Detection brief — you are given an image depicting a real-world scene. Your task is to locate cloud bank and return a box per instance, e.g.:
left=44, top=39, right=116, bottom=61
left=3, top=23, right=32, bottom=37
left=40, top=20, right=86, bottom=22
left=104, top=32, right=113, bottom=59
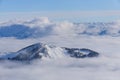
left=0, top=17, right=120, bottom=39
left=0, top=35, right=120, bottom=80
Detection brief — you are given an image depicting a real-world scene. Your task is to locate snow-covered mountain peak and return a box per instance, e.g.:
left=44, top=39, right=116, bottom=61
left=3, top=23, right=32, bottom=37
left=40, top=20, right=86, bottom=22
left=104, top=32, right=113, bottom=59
left=0, top=43, right=99, bottom=61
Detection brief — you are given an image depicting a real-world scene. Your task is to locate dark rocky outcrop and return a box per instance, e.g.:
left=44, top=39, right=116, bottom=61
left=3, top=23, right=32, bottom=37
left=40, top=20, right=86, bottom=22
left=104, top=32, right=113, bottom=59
left=0, top=43, right=46, bottom=61
left=64, top=48, right=99, bottom=58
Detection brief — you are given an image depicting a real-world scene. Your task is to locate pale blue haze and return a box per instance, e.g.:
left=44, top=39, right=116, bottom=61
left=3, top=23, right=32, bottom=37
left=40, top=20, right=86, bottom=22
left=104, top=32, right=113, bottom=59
left=0, top=0, right=120, bottom=22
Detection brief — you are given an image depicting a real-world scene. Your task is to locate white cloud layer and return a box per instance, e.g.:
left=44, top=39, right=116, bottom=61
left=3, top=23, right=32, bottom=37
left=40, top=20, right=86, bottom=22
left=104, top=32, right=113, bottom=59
left=1, top=17, right=120, bottom=38
left=0, top=17, right=120, bottom=80
left=0, top=36, right=120, bottom=80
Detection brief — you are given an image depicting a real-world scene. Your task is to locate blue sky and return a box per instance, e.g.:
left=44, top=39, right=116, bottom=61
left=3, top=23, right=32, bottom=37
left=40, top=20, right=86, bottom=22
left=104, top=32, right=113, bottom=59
left=0, top=0, right=120, bottom=11
left=1, top=0, right=120, bottom=22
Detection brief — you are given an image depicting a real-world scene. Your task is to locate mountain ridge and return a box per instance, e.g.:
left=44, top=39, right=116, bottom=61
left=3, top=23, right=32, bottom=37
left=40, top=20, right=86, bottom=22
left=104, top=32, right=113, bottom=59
left=0, top=43, right=99, bottom=61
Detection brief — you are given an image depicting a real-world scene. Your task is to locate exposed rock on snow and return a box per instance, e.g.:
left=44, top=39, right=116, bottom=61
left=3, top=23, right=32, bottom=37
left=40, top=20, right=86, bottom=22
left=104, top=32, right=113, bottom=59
left=0, top=43, right=99, bottom=61
left=64, top=48, right=99, bottom=58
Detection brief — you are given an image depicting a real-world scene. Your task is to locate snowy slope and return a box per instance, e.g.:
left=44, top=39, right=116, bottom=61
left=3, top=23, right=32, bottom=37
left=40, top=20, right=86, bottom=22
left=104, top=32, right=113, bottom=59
left=0, top=43, right=99, bottom=60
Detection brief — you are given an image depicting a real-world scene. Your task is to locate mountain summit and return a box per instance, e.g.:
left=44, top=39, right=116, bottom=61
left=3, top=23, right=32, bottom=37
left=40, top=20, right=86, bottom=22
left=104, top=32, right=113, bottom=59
left=0, top=43, right=99, bottom=61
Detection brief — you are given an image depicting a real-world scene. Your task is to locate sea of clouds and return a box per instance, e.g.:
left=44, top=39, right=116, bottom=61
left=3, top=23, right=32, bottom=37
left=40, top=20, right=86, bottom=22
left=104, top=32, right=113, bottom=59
left=0, top=36, right=120, bottom=80
left=1, top=17, right=120, bottom=39
left=0, top=17, right=120, bottom=80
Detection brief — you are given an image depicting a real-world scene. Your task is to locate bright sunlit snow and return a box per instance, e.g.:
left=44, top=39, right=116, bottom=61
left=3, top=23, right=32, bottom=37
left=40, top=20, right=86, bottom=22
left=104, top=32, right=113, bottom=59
left=0, top=18, right=120, bottom=80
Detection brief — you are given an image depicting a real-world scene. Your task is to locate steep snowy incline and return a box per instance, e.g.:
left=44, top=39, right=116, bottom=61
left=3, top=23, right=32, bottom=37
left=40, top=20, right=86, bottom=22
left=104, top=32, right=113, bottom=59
left=0, top=43, right=99, bottom=61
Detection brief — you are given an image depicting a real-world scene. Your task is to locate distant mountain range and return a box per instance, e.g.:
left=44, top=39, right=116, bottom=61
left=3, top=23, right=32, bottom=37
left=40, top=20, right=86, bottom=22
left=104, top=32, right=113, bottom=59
left=0, top=18, right=120, bottom=39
